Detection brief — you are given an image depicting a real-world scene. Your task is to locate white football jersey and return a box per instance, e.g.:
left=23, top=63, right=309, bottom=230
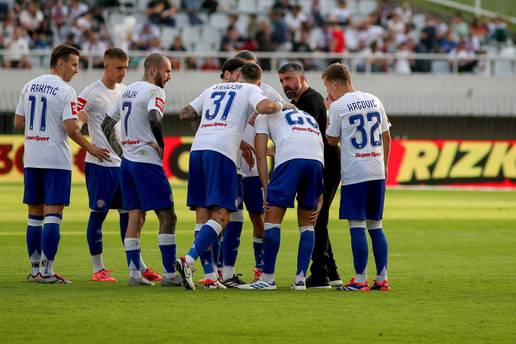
left=108, top=81, right=166, bottom=166
left=255, top=108, right=324, bottom=168
left=190, top=82, right=268, bottom=165
left=78, top=80, right=125, bottom=167
left=240, top=82, right=285, bottom=177
left=15, top=74, right=78, bottom=170
left=326, top=91, right=391, bottom=186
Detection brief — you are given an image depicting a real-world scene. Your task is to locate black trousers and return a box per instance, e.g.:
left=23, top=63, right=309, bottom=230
left=310, top=152, right=341, bottom=278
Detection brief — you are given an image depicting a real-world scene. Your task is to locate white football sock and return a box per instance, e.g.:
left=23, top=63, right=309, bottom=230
left=91, top=254, right=105, bottom=273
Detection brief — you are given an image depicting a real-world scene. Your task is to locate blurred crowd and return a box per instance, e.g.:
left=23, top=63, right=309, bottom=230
left=0, top=0, right=513, bottom=73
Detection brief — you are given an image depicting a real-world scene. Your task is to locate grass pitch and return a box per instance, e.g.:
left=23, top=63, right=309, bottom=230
left=1, top=183, right=515, bottom=343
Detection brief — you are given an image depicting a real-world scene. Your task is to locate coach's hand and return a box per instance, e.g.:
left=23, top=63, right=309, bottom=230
left=88, top=144, right=110, bottom=162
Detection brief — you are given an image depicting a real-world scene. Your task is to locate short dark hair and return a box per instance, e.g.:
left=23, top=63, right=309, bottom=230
left=240, top=63, right=262, bottom=83
left=104, top=47, right=128, bottom=61
left=50, top=45, right=80, bottom=68
left=144, top=53, right=165, bottom=75
left=220, top=58, right=245, bottom=79
left=234, top=50, right=257, bottom=62
left=321, top=63, right=352, bottom=84
left=278, top=61, right=304, bottom=74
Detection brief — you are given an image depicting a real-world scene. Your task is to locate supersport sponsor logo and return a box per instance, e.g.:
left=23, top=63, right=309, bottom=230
left=292, top=126, right=320, bottom=135
left=25, top=135, right=50, bottom=141
left=122, top=139, right=140, bottom=145
left=355, top=152, right=382, bottom=158
left=201, top=122, right=227, bottom=128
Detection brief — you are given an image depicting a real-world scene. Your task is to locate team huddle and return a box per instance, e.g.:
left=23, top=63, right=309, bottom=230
left=15, top=45, right=391, bottom=292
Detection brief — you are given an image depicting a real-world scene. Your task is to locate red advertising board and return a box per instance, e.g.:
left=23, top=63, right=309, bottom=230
left=0, top=136, right=514, bottom=188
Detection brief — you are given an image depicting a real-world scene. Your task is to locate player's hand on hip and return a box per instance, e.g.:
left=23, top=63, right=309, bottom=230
left=149, top=143, right=164, bottom=159
left=89, top=144, right=110, bottom=161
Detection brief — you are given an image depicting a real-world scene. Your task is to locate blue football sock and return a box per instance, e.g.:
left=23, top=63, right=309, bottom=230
left=86, top=211, right=108, bottom=256
left=27, top=215, right=43, bottom=275
left=253, top=237, right=264, bottom=270
left=193, top=229, right=215, bottom=276
left=350, top=227, right=368, bottom=278
left=124, top=237, right=141, bottom=278
left=119, top=211, right=129, bottom=244
left=262, top=223, right=281, bottom=274
left=222, top=221, right=243, bottom=268
left=190, top=220, right=222, bottom=260
left=368, top=229, right=388, bottom=278
left=40, top=213, right=62, bottom=276
left=297, top=226, right=315, bottom=277
left=213, top=236, right=222, bottom=269
left=158, top=234, right=176, bottom=275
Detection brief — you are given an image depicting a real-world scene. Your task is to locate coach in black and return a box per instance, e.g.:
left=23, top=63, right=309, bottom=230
left=278, top=62, right=342, bottom=288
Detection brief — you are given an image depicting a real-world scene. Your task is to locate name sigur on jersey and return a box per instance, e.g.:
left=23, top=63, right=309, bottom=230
left=29, top=84, right=59, bottom=95
left=346, top=99, right=377, bottom=112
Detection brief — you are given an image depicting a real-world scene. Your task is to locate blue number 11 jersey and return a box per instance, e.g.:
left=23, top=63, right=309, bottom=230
left=189, top=82, right=267, bottom=165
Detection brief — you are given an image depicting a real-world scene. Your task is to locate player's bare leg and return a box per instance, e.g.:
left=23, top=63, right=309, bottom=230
left=26, top=204, right=44, bottom=282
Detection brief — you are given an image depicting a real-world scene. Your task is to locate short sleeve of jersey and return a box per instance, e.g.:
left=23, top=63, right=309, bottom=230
left=326, top=104, right=341, bottom=138
left=254, top=115, right=269, bottom=135
left=15, top=83, right=28, bottom=116
left=147, top=87, right=166, bottom=117
left=261, top=84, right=284, bottom=103
left=190, top=88, right=207, bottom=115
left=62, top=88, right=78, bottom=121
left=77, top=87, right=91, bottom=112
left=248, top=85, right=268, bottom=112
left=378, top=100, right=391, bottom=132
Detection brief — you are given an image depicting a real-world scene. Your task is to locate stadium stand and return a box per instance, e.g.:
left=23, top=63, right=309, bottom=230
left=0, top=0, right=514, bottom=75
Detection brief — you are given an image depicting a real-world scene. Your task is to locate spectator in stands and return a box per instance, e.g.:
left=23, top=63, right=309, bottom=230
left=437, top=30, right=457, bottom=53
left=328, top=20, right=345, bottom=63
left=285, top=4, right=307, bottom=42
left=247, top=14, right=260, bottom=39
left=0, top=10, right=16, bottom=50
left=330, top=0, right=351, bottom=26
left=82, top=31, right=108, bottom=68
left=412, top=31, right=431, bottom=72
left=168, top=36, right=186, bottom=70
left=271, top=9, right=292, bottom=51
left=201, top=0, right=219, bottom=14
left=273, top=0, right=293, bottom=12
left=394, top=40, right=412, bottom=74
left=309, top=0, right=325, bottom=28
left=449, top=39, right=477, bottom=73
left=131, top=21, right=160, bottom=51
left=421, top=17, right=437, bottom=52
left=255, top=20, right=275, bottom=70
left=200, top=56, right=220, bottom=70
left=452, top=13, right=469, bottom=39
left=51, top=0, right=68, bottom=30
left=146, top=0, right=176, bottom=26
left=68, top=0, right=89, bottom=23
left=19, top=1, right=43, bottom=34
left=3, top=27, right=32, bottom=68
left=470, top=17, right=488, bottom=49
left=33, top=16, right=53, bottom=49
left=489, top=17, right=508, bottom=44
left=395, top=2, right=412, bottom=24
left=220, top=24, right=244, bottom=54
left=229, top=13, right=247, bottom=37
